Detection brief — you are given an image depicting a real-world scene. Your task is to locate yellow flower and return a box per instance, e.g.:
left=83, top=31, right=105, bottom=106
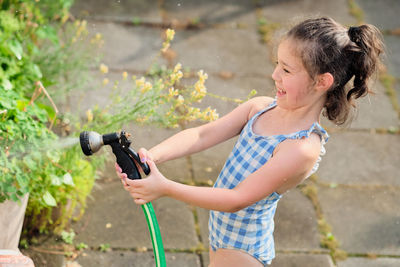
left=195, top=82, right=206, bottom=93
left=166, top=29, right=175, bottom=41
left=162, top=29, right=176, bottom=52
left=102, top=78, right=109, bottom=85
left=168, top=87, right=178, bottom=97
left=209, top=109, right=219, bottom=121
left=174, top=63, right=182, bottom=73
left=170, top=71, right=183, bottom=84
left=86, top=109, right=93, bottom=122
left=197, top=70, right=208, bottom=83
left=100, top=63, right=108, bottom=74
left=176, top=95, right=184, bottom=105
left=136, top=77, right=145, bottom=87
left=76, top=20, right=87, bottom=37
left=122, top=71, right=128, bottom=80
left=141, top=82, right=152, bottom=93
left=91, top=33, right=104, bottom=45
left=136, top=116, right=148, bottom=123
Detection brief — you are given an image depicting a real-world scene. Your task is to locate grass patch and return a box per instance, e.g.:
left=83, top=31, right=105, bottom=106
left=300, top=175, right=348, bottom=263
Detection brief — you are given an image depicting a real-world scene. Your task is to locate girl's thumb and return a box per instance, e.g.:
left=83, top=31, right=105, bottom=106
left=146, top=160, right=158, bottom=173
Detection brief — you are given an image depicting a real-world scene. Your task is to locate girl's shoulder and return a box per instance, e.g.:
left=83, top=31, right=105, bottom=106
left=247, top=96, right=275, bottom=120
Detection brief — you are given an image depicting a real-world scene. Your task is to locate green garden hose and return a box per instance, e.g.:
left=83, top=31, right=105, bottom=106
left=142, top=202, right=166, bottom=267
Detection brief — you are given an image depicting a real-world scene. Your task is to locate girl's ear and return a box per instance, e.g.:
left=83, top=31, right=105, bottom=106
left=316, top=72, right=334, bottom=92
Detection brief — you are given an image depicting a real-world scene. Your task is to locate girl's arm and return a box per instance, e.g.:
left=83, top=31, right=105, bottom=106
left=122, top=133, right=321, bottom=212
left=144, top=96, right=274, bottom=164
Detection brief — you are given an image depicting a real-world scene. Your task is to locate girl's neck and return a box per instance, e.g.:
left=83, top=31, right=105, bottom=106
left=253, top=99, right=324, bottom=137
left=275, top=103, right=322, bottom=125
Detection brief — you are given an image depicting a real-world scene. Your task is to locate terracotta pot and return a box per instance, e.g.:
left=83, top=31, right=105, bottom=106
left=0, top=250, right=34, bottom=267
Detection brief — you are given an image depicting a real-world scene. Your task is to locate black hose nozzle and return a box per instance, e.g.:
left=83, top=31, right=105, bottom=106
left=79, top=130, right=150, bottom=179
left=79, top=131, right=120, bottom=155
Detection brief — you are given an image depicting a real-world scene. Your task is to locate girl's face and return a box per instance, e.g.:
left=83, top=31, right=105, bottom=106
left=272, top=39, right=317, bottom=110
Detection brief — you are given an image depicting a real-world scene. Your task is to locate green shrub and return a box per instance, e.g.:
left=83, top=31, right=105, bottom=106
left=0, top=0, right=102, bottom=237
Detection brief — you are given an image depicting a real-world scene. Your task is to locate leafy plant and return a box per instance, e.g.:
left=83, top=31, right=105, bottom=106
left=61, top=230, right=75, bottom=244
left=99, top=243, right=110, bottom=252
left=0, top=0, right=102, bottom=238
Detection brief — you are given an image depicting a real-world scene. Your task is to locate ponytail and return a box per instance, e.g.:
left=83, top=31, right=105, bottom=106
left=346, top=25, right=384, bottom=102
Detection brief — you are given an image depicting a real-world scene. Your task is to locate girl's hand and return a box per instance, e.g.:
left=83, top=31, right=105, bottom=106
left=115, top=147, right=154, bottom=185
left=115, top=162, right=128, bottom=186
left=118, top=160, right=169, bottom=205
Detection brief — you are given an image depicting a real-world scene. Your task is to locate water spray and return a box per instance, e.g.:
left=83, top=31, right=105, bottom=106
left=79, top=130, right=166, bottom=267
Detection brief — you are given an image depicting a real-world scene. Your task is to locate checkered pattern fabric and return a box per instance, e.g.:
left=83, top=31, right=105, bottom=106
left=209, top=100, right=329, bottom=265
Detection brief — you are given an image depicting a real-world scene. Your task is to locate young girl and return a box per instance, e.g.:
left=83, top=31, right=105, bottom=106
left=116, top=17, right=384, bottom=266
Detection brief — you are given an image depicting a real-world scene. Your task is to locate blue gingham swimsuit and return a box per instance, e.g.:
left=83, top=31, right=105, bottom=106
left=209, top=100, right=329, bottom=265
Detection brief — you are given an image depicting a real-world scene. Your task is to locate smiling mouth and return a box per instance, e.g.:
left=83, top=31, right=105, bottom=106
left=276, top=88, right=286, bottom=96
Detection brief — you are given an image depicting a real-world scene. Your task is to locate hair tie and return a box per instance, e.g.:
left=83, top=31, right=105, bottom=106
left=348, top=26, right=362, bottom=44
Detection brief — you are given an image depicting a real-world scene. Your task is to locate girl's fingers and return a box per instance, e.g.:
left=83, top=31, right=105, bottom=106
left=138, top=148, right=153, bottom=163
left=134, top=198, right=147, bottom=205
left=115, top=162, right=122, bottom=173
left=146, top=160, right=159, bottom=174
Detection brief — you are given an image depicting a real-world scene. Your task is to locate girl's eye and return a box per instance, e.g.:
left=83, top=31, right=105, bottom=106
left=275, top=61, right=290, bottom=74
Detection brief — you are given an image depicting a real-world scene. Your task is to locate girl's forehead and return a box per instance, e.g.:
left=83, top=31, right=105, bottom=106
left=277, top=39, right=304, bottom=70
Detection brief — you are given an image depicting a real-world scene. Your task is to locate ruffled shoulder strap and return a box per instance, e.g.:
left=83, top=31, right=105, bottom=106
left=285, top=122, right=329, bottom=145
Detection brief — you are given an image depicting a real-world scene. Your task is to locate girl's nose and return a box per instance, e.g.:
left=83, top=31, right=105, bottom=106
left=271, top=66, right=280, bottom=82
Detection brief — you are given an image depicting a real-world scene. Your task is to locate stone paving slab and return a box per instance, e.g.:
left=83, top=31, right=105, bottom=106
left=196, top=208, right=210, bottom=250
left=201, top=252, right=210, bottom=267
left=338, top=256, right=400, bottom=267
left=163, top=0, right=258, bottom=27
left=172, top=28, right=274, bottom=76
left=258, top=0, right=356, bottom=26
left=317, top=185, right=400, bottom=255
left=274, top=188, right=322, bottom=251
left=71, top=0, right=162, bottom=24
left=87, top=23, right=166, bottom=71
left=65, top=71, right=138, bottom=114
left=355, top=0, right=400, bottom=30
left=72, top=180, right=199, bottom=250
left=317, top=131, right=400, bottom=186
left=270, top=253, right=335, bottom=267
left=384, top=35, right=400, bottom=78
left=76, top=250, right=201, bottom=267
left=21, top=248, right=64, bottom=267
left=384, top=35, right=400, bottom=105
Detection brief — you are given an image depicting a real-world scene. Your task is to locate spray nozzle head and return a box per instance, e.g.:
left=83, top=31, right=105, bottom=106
left=80, top=131, right=102, bottom=156
left=79, top=131, right=120, bottom=156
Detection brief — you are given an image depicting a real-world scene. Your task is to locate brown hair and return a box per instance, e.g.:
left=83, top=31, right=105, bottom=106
left=285, top=17, right=384, bottom=125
